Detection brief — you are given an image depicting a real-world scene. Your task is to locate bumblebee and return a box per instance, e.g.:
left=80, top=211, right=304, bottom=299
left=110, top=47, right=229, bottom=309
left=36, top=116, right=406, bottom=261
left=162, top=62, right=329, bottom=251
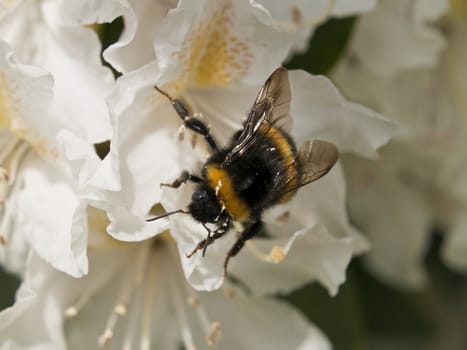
left=148, top=67, right=338, bottom=275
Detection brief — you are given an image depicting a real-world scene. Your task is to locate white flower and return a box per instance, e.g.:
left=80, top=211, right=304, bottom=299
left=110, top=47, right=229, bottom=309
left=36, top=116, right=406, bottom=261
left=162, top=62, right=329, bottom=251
left=100, top=0, right=378, bottom=74
left=88, top=0, right=393, bottom=293
left=332, top=0, right=467, bottom=289
left=0, top=208, right=331, bottom=350
left=0, top=0, right=115, bottom=277
left=255, top=0, right=377, bottom=53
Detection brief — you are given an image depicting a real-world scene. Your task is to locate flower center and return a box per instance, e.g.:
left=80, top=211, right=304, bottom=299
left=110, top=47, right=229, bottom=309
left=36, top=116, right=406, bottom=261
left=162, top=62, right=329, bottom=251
left=64, top=236, right=222, bottom=349
left=177, top=3, right=253, bottom=89
left=0, top=71, right=57, bottom=159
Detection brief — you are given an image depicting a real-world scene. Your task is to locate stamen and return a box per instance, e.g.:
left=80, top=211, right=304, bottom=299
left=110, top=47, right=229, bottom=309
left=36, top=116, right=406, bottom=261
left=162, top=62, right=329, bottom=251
left=207, top=322, right=221, bottom=348
left=0, top=198, right=14, bottom=246
left=98, top=243, right=152, bottom=349
left=276, top=0, right=336, bottom=29
left=6, top=142, right=29, bottom=184
left=98, top=329, right=113, bottom=348
left=0, top=138, right=20, bottom=165
left=172, top=241, right=222, bottom=348
left=122, top=286, right=144, bottom=350
left=245, top=241, right=287, bottom=264
left=167, top=256, right=197, bottom=350
left=222, top=286, right=236, bottom=299
left=269, top=246, right=287, bottom=263
left=64, top=289, right=98, bottom=318
left=64, top=306, right=78, bottom=318
left=140, top=250, right=158, bottom=350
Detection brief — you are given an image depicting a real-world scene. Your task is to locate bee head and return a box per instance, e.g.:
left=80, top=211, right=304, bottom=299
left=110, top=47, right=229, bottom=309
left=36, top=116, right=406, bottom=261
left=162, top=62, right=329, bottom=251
left=188, top=185, right=222, bottom=223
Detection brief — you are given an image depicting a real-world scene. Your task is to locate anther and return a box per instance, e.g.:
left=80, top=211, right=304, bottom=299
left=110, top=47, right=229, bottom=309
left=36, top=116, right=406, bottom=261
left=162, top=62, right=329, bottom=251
left=64, top=306, right=78, bottom=318
left=0, top=168, right=9, bottom=182
left=223, top=287, right=236, bottom=299
left=188, top=296, right=200, bottom=308
left=207, top=322, right=221, bottom=347
left=114, top=303, right=127, bottom=316
left=269, top=246, right=286, bottom=263
left=98, top=329, right=113, bottom=348
left=275, top=211, right=290, bottom=223
left=246, top=241, right=287, bottom=264
left=290, top=6, right=303, bottom=26
left=178, top=124, right=186, bottom=141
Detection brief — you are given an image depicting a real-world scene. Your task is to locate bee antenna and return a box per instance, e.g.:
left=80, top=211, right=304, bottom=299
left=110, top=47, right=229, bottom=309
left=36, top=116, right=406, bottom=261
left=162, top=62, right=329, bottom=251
left=154, top=85, right=174, bottom=102
left=146, top=209, right=190, bottom=222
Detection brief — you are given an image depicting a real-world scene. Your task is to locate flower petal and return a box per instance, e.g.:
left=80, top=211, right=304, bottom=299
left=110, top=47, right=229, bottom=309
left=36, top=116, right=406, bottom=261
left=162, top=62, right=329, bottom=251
left=289, top=70, right=394, bottom=159
left=155, top=0, right=295, bottom=89
left=200, top=292, right=331, bottom=350
left=344, top=0, right=448, bottom=78
left=16, top=160, right=89, bottom=277
left=0, top=1, right=115, bottom=144
left=231, top=225, right=353, bottom=296
left=103, top=0, right=177, bottom=73
left=343, top=149, right=432, bottom=289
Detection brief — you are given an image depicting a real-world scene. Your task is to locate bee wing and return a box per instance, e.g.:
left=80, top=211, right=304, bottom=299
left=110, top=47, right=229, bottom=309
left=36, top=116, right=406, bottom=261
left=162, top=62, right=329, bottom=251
left=226, top=67, right=292, bottom=160
left=286, top=140, right=338, bottom=192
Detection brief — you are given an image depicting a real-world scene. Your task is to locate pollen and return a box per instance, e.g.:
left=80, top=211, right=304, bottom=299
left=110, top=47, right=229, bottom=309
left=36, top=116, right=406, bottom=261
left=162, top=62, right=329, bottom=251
left=207, top=321, right=221, bottom=347
left=64, top=306, right=78, bottom=318
left=178, top=3, right=253, bottom=87
left=0, top=73, right=57, bottom=159
left=98, top=329, right=113, bottom=348
left=114, top=303, right=127, bottom=315
left=269, top=246, right=286, bottom=263
left=291, top=6, right=303, bottom=26
left=0, top=72, right=15, bottom=130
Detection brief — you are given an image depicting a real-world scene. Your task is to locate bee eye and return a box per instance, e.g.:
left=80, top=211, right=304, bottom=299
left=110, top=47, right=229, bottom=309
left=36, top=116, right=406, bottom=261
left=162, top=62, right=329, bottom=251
left=192, top=191, right=206, bottom=202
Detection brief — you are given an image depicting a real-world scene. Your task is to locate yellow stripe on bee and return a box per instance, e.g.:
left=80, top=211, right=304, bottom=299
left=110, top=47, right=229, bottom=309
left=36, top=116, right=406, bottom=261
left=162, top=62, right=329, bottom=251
left=206, top=165, right=250, bottom=221
left=259, top=124, right=298, bottom=203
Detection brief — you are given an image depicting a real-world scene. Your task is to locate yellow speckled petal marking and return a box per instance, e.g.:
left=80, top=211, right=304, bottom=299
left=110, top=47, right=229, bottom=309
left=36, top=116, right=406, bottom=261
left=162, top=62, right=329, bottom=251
left=206, top=164, right=250, bottom=221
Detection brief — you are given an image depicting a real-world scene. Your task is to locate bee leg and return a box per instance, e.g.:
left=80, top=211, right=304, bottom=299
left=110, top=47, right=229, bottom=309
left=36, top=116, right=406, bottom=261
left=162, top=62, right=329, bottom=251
left=186, top=217, right=231, bottom=258
left=224, top=221, right=262, bottom=276
left=160, top=171, right=203, bottom=189
left=154, top=86, right=218, bottom=151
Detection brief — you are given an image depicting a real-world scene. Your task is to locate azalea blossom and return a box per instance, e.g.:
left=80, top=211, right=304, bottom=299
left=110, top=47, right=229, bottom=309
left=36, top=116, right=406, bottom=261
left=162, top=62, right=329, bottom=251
left=0, top=208, right=331, bottom=350
left=87, top=0, right=394, bottom=294
left=0, top=0, right=116, bottom=277
left=332, top=0, right=467, bottom=289
left=99, top=0, right=377, bottom=74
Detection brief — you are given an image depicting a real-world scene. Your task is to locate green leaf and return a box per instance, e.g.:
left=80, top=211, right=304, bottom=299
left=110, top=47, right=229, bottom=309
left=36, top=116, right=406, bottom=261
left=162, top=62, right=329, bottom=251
left=285, top=17, right=356, bottom=75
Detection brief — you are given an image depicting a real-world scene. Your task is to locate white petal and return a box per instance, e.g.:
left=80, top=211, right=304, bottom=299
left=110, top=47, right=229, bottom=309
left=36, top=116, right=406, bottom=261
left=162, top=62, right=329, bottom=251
left=16, top=161, right=89, bottom=277
left=332, top=0, right=376, bottom=16
left=103, top=0, right=177, bottom=73
left=343, top=149, right=432, bottom=289
left=155, top=0, right=296, bottom=88
left=57, top=0, right=128, bottom=25
left=0, top=1, right=114, bottom=144
left=442, top=215, right=467, bottom=273
left=231, top=225, right=353, bottom=296
left=94, top=62, right=197, bottom=241
left=201, top=292, right=331, bottom=350
left=346, top=0, right=448, bottom=78
left=289, top=70, right=394, bottom=158
left=161, top=184, right=235, bottom=291
left=0, top=40, right=55, bottom=154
